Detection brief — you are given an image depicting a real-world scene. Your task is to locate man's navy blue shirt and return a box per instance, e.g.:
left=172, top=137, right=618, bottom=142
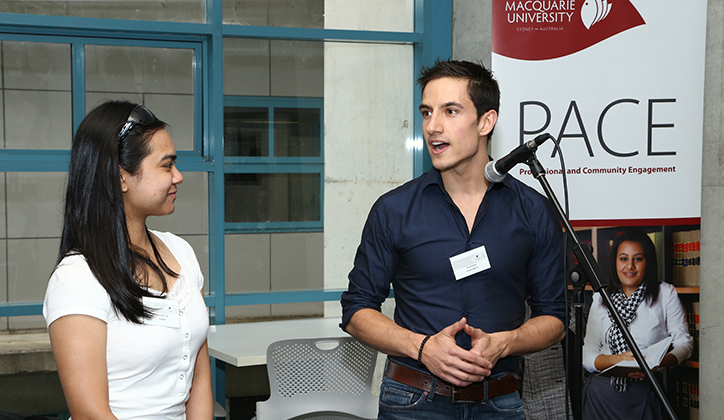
left=341, top=168, right=566, bottom=375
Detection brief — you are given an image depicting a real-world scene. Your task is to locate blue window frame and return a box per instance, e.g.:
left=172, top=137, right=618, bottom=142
left=223, top=96, right=324, bottom=233
left=0, top=0, right=453, bottom=326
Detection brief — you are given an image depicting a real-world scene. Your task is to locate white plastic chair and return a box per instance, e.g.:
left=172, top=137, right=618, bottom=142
left=255, top=337, right=378, bottom=420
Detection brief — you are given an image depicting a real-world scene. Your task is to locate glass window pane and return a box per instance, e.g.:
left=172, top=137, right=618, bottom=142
left=270, top=41, right=323, bottom=97
left=224, top=232, right=324, bottom=321
left=324, top=0, right=413, bottom=31
left=222, top=0, right=413, bottom=31
left=223, top=39, right=270, bottom=96
left=6, top=172, right=65, bottom=239
left=0, top=1, right=205, bottom=23
left=85, top=45, right=195, bottom=151
left=2, top=41, right=72, bottom=150
left=223, top=39, right=322, bottom=98
left=274, top=108, right=321, bottom=157
left=224, top=173, right=320, bottom=223
left=223, top=0, right=323, bottom=28
left=224, top=107, right=269, bottom=157
left=1, top=172, right=64, bottom=330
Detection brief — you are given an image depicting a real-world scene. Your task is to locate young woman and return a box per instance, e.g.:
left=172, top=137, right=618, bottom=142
left=43, top=101, right=213, bottom=419
left=582, top=228, right=693, bottom=420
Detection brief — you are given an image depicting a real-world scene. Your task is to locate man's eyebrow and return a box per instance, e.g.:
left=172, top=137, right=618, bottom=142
left=442, top=101, right=464, bottom=108
left=418, top=101, right=464, bottom=112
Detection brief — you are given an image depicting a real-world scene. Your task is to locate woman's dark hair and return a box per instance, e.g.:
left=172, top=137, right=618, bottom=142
left=58, top=100, right=177, bottom=323
left=603, top=228, right=661, bottom=309
left=417, top=59, right=500, bottom=140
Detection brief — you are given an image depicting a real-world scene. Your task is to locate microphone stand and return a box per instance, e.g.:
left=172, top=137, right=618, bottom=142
left=523, top=156, right=678, bottom=420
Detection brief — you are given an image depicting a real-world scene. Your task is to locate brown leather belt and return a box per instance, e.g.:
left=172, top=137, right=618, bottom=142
left=384, top=360, right=519, bottom=403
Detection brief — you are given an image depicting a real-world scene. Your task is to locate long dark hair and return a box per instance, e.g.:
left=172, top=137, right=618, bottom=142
left=58, top=100, right=178, bottom=323
left=603, top=228, right=660, bottom=309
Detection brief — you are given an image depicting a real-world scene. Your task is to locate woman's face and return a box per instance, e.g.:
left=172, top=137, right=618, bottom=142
left=121, top=128, right=183, bottom=223
left=616, top=240, right=647, bottom=296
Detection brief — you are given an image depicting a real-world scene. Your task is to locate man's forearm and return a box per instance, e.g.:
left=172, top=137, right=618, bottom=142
left=495, top=315, right=566, bottom=358
left=345, top=308, right=423, bottom=360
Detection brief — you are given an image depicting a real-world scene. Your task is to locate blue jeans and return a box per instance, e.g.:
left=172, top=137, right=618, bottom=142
left=377, top=375, right=525, bottom=420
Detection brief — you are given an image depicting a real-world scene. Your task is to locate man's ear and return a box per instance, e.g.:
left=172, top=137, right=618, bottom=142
left=478, top=109, right=498, bottom=137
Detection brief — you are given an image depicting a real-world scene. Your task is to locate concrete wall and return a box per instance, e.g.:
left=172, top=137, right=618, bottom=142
left=322, top=0, right=414, bottom=313
left=700, top=1, right=723, bottom=417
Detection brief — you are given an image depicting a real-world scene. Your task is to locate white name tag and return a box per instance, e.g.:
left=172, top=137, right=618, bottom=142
left=449, top=245, right=491, bottom=281
left=142, top=296, right=180, bottom=328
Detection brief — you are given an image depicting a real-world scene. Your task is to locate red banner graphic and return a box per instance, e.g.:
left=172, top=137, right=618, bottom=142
left=493, top=0, right=646, bottom=60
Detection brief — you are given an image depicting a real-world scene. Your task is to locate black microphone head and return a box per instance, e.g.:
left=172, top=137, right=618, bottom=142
left=533, top=133, right=553, bottom=147
left=485, top=160, right=506, bottom=183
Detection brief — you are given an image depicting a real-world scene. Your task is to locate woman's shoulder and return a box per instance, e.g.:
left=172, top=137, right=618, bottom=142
left=659, top=281, right=676, bottom=291
left=658, top=281, right=677, bottom=296
left=45, top=252, right=113, bottom=326
left=53, top=252, right=91, bottom=277
left=50, top=253, right=103, bottom=290
left=590, top=291, right=604, bottom=305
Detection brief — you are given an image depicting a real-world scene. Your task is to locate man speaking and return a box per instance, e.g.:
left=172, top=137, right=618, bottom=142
left=341, top=59, right=566, bottom=419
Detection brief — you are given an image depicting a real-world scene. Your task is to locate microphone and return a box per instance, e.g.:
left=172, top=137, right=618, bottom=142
left=485, top=133, right=553, bottom=183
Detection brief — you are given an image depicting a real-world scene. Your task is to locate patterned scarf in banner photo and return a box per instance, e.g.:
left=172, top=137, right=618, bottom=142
left=605, top=282, right=647, bottom=392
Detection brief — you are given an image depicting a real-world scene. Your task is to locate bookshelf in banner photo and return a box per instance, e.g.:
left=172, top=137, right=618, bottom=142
left=672, top=229, right=701, bottom=287
left=681, top=300, right=701, bottom=364
left=672, top=366, right=699, bottom=420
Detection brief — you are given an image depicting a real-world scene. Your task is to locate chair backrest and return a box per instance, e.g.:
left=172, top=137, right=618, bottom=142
left=256, top=337, right=378, bottom=420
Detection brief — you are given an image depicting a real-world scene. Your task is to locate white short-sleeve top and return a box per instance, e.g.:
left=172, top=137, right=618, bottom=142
left=43, top=231, right=209, bottom=420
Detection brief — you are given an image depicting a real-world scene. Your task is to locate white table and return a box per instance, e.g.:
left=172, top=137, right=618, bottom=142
left=208, top=316, right=348, bottom=367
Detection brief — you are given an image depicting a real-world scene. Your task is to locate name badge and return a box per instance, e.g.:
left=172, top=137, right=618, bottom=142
left=142, top=296, right=180, bottom=328
left=449, top=245, right=491, bottom=281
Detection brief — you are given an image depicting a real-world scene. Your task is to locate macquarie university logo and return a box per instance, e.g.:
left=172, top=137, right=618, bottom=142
left=581, top=0, right=612, bottom=29
left=494, top=1, right=645, bottom=60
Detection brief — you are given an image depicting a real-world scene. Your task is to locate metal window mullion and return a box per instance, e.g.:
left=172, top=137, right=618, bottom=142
left=222, top=25, right=421, bottom=44
left=225, top=96, right=322, bottom=108
left=0, top=13, right=214, bottom=41
left=268, top=107, right=275, bottom=158
left=193, top=41, right=205, bottom=154
left=72, top=42, right=86, bottom=135
left=412, top=0, right=452, bottom=177
left=204, top=0, right=226, bottom=327
left=223, top=163, right=323, bottom=174
left=224, top=289, right=345, bottom=306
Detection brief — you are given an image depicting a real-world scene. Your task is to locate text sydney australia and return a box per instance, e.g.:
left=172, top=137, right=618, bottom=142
left=506, top=1, right=577, bottom=24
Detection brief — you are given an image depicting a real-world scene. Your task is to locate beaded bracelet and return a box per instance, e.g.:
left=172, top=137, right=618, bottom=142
left=417, top=334, right=432, bottom=365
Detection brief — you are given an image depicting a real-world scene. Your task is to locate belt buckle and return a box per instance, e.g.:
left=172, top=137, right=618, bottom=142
left=451, top=381, right=487, bottom=404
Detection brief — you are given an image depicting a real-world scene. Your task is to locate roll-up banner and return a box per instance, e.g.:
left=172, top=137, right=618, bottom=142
left=491, top=1, right=707, bottom=225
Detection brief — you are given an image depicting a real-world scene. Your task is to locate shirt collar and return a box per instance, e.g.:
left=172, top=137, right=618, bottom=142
left=419, top=162, right=514, bottom=194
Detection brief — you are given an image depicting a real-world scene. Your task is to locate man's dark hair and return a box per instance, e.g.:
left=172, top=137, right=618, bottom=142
left=417, top=59, right=500, bottom=140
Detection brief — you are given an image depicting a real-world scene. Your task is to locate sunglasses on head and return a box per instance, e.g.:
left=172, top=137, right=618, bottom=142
left=117, top=105, right=156, bottom=142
